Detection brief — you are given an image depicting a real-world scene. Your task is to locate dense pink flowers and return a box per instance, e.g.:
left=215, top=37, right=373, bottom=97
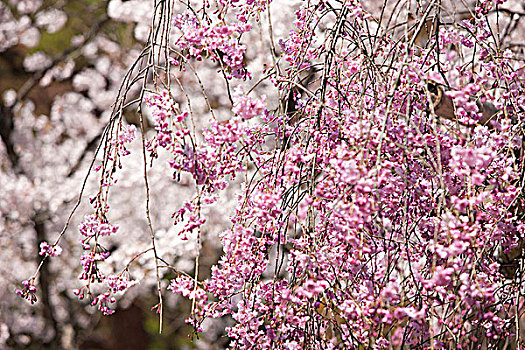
left=173, top=11, right=252, bottom=78
left=79, top=214, right=119, bottom=239
left=14, top=0, right=525, bottom=348
left=232, top=88, right=266, bottom=120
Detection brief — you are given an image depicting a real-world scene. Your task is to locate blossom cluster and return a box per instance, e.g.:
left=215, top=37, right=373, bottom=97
left=15, top=280, right=37, bottom=305
left=38, top=241, right=62, bottom=257
left=173, top=11, right=252, bottom=79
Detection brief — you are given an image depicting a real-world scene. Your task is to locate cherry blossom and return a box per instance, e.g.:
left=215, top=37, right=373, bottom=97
left=3, top=0, right=525, bottom=348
